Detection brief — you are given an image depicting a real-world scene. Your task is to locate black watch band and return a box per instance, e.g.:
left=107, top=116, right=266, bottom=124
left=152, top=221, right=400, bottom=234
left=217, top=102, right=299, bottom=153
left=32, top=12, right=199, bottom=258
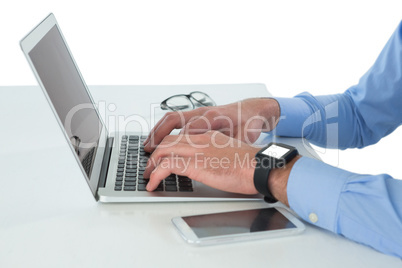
left=253, top=143, right=298, bottom=203
left=254, top=158, right=278, bottom=203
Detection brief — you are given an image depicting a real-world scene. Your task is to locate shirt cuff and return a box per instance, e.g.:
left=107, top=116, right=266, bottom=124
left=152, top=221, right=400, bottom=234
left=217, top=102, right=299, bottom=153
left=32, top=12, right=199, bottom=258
left=287, top=156, right=350, bottom=232
left=272, top=97, right=312, bottom=137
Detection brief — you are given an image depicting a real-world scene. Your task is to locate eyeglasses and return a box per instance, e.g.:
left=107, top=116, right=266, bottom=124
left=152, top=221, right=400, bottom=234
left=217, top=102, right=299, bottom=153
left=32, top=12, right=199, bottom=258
left=160, top=91, right=216, bottom=111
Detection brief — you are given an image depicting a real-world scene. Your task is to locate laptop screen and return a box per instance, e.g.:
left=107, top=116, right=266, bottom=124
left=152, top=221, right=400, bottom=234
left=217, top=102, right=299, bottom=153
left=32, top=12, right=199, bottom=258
left=28, top=25, right=102, bottom=179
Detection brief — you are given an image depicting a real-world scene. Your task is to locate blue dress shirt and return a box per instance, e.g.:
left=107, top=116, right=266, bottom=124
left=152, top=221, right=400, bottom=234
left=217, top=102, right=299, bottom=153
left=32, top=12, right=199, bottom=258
left=272, top=20, right=402, bottom=258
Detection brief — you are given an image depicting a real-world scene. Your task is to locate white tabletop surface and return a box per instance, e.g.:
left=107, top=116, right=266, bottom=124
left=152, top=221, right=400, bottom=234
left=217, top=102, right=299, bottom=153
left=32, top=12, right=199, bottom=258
left=0, top=84, right=400, bottom=267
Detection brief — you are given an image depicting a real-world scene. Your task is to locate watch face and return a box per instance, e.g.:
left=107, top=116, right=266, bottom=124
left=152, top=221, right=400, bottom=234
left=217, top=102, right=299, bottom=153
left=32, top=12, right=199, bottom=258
left=262, top=144, right=290, bottom=159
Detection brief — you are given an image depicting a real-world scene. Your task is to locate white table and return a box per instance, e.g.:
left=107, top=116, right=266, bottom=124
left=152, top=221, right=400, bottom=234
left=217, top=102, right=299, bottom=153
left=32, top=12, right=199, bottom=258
left=0, top=84, right=400, bottom=267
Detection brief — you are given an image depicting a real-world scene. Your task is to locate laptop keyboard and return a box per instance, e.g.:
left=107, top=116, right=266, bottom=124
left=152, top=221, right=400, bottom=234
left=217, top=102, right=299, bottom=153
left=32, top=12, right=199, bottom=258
left=114, top=135, right=194, bottom=192
left=81, top=147, right=95, bottom=177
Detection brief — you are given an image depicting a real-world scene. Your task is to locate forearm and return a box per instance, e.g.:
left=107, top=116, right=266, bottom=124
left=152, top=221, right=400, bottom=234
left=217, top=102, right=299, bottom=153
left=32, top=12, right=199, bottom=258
left=268, top=154, right=301, bottom=207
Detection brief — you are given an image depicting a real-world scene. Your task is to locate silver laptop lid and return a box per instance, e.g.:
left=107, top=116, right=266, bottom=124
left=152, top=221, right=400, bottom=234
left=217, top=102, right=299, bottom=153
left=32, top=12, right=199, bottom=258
left=20, top=13, right=108, bottom=198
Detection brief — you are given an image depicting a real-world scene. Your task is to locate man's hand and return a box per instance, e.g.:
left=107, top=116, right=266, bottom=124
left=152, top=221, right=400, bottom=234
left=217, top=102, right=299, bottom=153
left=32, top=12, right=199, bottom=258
left=143, top=131, right=261, bottom=195
left=143, top=98, right=280, bottom=152
left=143, top=130, right=302, bottom=206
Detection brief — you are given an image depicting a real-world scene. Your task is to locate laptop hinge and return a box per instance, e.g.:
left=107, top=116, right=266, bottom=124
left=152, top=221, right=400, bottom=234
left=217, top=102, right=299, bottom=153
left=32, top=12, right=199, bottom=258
left=98, top=137, right=114, bottom=188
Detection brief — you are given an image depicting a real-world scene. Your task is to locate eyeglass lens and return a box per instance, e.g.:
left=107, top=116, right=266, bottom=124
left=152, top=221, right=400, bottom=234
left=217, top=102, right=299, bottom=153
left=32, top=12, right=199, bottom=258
left=165, top=95, right=194, bottom=111
left=162, top=91, right=216, bottom=111
left=189, top=92, right=216, bottom=107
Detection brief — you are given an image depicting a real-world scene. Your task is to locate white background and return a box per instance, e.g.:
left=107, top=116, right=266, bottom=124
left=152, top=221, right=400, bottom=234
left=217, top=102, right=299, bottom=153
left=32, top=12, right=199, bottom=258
left=1, top=0, right=402, bottom=178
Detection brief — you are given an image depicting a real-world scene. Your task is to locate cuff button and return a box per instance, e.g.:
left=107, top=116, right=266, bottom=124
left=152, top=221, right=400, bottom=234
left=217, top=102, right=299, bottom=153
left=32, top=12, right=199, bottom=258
left=309, top=213, right=318, bottom=223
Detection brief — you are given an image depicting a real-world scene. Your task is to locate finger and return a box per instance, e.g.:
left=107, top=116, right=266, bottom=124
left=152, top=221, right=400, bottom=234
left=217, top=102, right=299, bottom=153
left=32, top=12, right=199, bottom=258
left=144, top=108, right=208, bottom=144
left=146, top=156, right=194, bottom=191
left=143, top=136, right=199, bottom=178
left=143, top=109, right=206, bottom=152
left=179, top=109, right=222, bottom=135
left=143, top=112, right=177, bottom=144
left=146, top=158, right=172, bottom=191
left=143, top=133, right=214, bottom=178
left=143, top=112, right=185, bottom=151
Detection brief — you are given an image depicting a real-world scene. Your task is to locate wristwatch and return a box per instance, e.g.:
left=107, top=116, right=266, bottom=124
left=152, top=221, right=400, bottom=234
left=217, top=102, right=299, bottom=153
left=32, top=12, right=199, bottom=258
left=253, top=142, right=299, bottom=203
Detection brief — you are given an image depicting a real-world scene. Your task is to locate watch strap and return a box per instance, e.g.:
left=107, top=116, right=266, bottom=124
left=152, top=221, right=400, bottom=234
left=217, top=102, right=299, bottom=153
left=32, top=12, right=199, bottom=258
left=253, top=157, right=278, bottom=203
left=253, top=143, right=298, bottom=203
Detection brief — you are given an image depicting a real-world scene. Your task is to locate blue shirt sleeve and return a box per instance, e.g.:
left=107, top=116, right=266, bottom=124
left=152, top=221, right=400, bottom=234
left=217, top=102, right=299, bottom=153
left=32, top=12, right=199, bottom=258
left=270, top=20, right=402, bottom=258
left=274, top=20, right=402, bottom=149
left=288, top=157, right=402, bottom=258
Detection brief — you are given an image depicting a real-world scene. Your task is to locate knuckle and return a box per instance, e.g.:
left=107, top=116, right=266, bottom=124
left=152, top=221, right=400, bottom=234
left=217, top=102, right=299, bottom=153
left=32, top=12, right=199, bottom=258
left=164, top=111, right=178, bottom=121
left=203, top=109, right=220, bottom=119
left=185, top=122, right=203, bottom=132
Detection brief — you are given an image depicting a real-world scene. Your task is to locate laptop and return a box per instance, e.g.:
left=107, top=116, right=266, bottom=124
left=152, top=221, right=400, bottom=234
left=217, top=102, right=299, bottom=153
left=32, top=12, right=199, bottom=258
left=20, top=14, right=318, bottom=203
left=19, top=13, right=261, bottom=202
